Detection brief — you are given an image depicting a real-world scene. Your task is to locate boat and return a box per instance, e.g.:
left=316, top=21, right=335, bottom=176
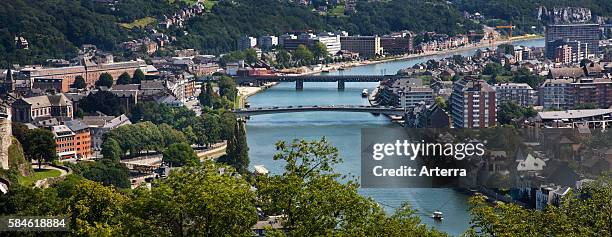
left=361, top=89, right=369, bottom=98
left=432, top=211, right=443, bottom=221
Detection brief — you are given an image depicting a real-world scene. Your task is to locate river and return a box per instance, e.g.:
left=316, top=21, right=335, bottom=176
left=245, top=38, right=545, bottom=236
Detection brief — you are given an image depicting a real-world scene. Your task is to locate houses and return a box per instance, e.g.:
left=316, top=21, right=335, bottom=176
left=82, top=114, right=131, bottom=151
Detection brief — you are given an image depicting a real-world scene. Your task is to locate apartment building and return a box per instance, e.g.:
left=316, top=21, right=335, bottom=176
left=340, top=36, right=383, bottom=58
left=494, top=83, right=536, bottom=107
left=450, top=78, right=496, bottom=128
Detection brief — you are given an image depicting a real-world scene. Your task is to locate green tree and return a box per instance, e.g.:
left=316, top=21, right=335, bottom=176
left=310, top=42, right=328, bottom=60
left=244, top=48, right=258, bottom=64
left=66, top=180, right=129, bottom=236
left=222, top=121, right=249, bottom=173
left=131, top=163, right=257, bottom=236
left=117, top=72, right=132, bottom=85
left=276, top=50, right=291, bottom=65
left=73, top=75, right=87, bottom=89
left=293, top=44, right=314, bottom=63
left=257, top=138, right=444, bottom=236
left=101, top=138, right=123, bottom=161
left=96, top=73, right=114, bottom=88
left=163, top=143, right=199, bottom=167
left=434, top=96, right=448, bottom=111
left=132, top=69, right=145, bottom=84
left=218, top=76, right=238, bottom=102
left=198, top=82, right=216, bottom=108
left=79, top=91, right=124, bottom=116
left=23, top=128, right=57, bottom=169
left=82, top=159, right=131, bottom=188
left=159, top=123, right=188, bottom=147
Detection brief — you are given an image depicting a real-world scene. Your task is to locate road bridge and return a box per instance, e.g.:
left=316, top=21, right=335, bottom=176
left=232, top=105, right=406, bottom=117
left=234, top=75, right=399, bottom=90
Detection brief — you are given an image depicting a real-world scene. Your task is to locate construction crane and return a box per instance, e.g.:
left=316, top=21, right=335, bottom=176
left=496, top=23, right=514, bottom=40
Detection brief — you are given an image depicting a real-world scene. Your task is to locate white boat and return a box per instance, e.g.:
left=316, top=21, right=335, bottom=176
left=361, top=89, right=369, bottom=97
left=432, top=211, right=443, bottom=221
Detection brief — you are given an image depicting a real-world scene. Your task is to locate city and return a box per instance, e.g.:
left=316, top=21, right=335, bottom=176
left=0, top=0, right=612, bottom=236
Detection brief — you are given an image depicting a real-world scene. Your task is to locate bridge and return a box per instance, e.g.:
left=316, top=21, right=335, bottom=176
left=234, top=75, right=399, bottom=90
left=232, top=105, right=406, bottom=117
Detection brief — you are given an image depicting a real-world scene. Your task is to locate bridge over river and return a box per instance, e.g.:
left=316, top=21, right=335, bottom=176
left=234, top=75, right=399, bottom=90
left=232, top=105, right=406, bottom=117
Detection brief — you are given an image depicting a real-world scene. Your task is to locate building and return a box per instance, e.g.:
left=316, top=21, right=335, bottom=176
left=82, top=114, right=131, bottom=151
left=494, top=83, right=536, bottom=107
left=380, top=31, right=414, bottom=55
left=404, top=103, right=450, bottom=128
left=12, top=94, right=73, bottom=123
left=18, top=60, right=148, bottom=91
left=535, top=109, right=612, bottom=127
left=64, top=120, right=92, bottom=159
left=538, top=78, right=573, bottom=109
left=545, top=24, right=599, bottom=59
left=257, top=35, right=279, bottom=49
left=52, top=125, right=77, bottom=160
left=313, top=33, right=342, bottom=56
left=539, top=78, right=612, bottom=109
left=450, top=78, right=496, bottom=128
left=379, top=78, right=434, bottom=108
left=554, top=44, right=573, bottom=64
left=340, top=36, right=383, bottom=58
left=237, top=36, right=257, bottom=51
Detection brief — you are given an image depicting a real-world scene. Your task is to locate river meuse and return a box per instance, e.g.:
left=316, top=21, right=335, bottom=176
left=246, top=38, right=545, bottom=236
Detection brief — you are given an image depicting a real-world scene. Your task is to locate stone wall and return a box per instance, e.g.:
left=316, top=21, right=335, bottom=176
left=0, top=108, right=11, bottom=170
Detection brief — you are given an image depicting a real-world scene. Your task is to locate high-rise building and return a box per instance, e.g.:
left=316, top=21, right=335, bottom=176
left=554, top=44, right=573, bottom=64
left=380, top=31, right=414, bottom=55
left=340, top=36, right=382, bottom=58
left=313, top=33, right=342, bottom=56
left=538, top=78, right=612, bottom=109
left=494, top=83, right=536, bottom=107
left=237, top=36, right=257, bottom=51
left=450, top=78, right=496, bottom=128
left=545, top=24, right=599, bottom=59
left=257, top=35, right=278, bottom=49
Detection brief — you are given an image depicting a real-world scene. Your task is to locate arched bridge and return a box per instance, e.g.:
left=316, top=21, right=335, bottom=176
left=234, top=75, right=399, bottom=90
left=232, top=105, right=406, bottom=117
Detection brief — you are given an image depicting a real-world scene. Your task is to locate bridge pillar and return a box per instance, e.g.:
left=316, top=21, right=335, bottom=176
left=296, top=80, right=304, bottom=90
left=338, top=81, right=345, bottom=90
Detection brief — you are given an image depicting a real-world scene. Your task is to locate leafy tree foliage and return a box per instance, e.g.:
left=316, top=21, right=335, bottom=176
left=467, top=175, right=612, bottom=236
left=72, top=76, right=87, bottom=89
left=96, top=73, right=114, bottom=88
left=22, top=129, right=57, bottom=169
left=162, top=142, right=199, bottom=167
left=101, top=138, right=123, bottom=161
left=132, top=69, right=146, bottom=84
left=293, top=45, right=314, bottom=63
left=116, top=72, right=132, bottom=85
left=79, top=91, right=125, bottom=116
left=82, top=159, right=131, bottom=189
left=221, top=121, right=249, bottom=173
left=497, top=101, right=537, bottom=125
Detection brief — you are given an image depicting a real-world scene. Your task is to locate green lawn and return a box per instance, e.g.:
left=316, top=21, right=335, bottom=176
left=120, top=17, right=157, bottom=29
left=18, top=169, right=62, bottom=186
left=328, top=5, right=346, bottom=17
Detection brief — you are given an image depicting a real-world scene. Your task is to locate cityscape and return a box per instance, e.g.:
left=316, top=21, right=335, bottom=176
left=1, top=0, right=612, bottom=236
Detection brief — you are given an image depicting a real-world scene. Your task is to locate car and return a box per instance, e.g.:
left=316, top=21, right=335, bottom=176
left=288, top=106, right=293, bottom=108
left=297, top=105, right=303, bottom=108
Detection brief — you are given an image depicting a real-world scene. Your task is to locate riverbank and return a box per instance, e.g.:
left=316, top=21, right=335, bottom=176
left=294, top=35, right=543, bottom=76
left=236, top=82, right=278, bottom=109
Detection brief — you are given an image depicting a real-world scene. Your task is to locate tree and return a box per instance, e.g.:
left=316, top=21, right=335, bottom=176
left=163, top=143, right=199, bottom=167
left=73, top=75, right=87, bottom=89
left=23, top=129, right=57, bottom=169
left=497, top=101, right=537, bottom=125
left=82, top=159, right=131, bottom=188
left=159, top=123, right=188, bottom=147
left=256, top=138, right=444, bottom=236
left=101, top=138, right=122, bottom=161
left=11, top=122, right=29, bottom=144
left=66, top=180, right=129, bottom=235
left=293, top=44, right=314, bottom=63
left=466, top=175, right=612, bottom=236
left=244, top=48, right=258, bottom=64
left=276, top=50, right=291, bottom=65
left=310, top=42, right=328, bottom=60
left=79, top=91, right=124, bottom=116
left=132, top=163, right=257, bottom=236
left=132, top=69, right=145, bottom=84
left=116, top=72, right=132, bottom=85
left=512, top=68, right=545, bottom=89
left=198, top=82, right=216, bottom=108
left=434, top=96, right=448, bottom=111
left=96, top=73, right=114, bottom=88
left=218, top=76, right=238, bottom=102
left=222, top=121, right=249, bottom=173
